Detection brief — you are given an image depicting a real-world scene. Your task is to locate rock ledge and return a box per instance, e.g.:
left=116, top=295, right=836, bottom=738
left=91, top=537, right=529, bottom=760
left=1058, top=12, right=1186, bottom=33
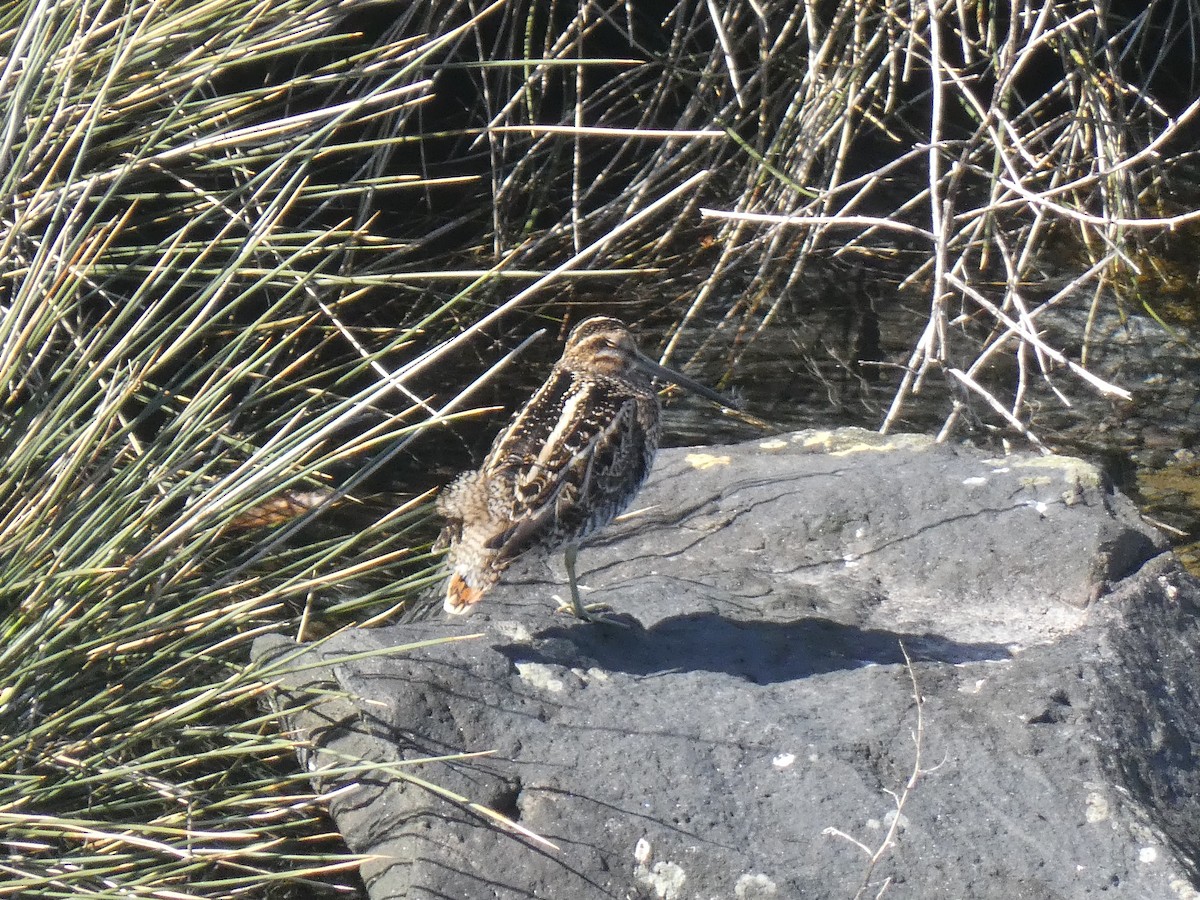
left=253, top=428, right=1199, bottom=899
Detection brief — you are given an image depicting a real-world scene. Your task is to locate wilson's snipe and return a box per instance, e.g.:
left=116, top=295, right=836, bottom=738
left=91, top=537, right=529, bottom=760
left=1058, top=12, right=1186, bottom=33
left=437, top=316, right=735, bottom=621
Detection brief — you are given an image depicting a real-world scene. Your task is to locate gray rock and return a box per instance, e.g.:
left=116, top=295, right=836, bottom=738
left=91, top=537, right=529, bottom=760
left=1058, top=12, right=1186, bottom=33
left=252, top=428, right=1200, bottom=899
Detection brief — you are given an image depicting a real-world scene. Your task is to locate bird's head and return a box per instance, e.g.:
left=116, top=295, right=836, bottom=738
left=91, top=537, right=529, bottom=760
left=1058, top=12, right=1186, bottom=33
left=559, top=315, right=739, bottom=408
left=560, top=316, right=645, bottom=379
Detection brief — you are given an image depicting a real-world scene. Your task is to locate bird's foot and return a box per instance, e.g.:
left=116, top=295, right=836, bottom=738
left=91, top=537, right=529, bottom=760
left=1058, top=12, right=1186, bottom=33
left=550, top=595, right=629, bottom=626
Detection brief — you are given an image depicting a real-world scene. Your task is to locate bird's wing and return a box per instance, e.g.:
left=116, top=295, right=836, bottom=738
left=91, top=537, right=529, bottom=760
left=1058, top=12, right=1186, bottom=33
left=483, top=367, right=574, bottom=474
left=482, top=373, right=646, bottom=562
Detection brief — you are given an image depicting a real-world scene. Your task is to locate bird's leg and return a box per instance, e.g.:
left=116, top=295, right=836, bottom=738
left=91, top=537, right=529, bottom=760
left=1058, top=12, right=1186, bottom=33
left=555, top=545, right=621, bottom=623
left=563, top=544, right=588, bottom=619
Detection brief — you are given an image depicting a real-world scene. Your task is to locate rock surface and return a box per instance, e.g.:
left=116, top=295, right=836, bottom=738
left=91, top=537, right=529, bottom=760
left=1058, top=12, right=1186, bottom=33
left=252, top=428, right=1200, bottom=899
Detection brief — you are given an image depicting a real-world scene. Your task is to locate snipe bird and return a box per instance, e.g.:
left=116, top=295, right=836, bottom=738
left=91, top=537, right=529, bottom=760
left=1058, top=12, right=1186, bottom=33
left=437, top=316, right=734, bottom=621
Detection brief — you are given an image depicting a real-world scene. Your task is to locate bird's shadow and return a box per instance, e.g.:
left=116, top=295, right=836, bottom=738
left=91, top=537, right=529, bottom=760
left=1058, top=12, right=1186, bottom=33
left=492, top=611, right=1012, bottom=685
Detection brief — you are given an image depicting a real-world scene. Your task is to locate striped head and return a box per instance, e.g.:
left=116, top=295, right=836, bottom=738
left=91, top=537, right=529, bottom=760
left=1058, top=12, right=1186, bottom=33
left=559, top=316, right=650, bottom=383
left=561, top=316, right=736, bottom=408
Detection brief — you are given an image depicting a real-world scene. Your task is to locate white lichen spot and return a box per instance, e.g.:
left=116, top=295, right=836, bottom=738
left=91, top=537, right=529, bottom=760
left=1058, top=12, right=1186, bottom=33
left=686, top=452, right=731, bottom=470
left=652, top=863, right=686, bottom=899
left=883, top=810, right=908, bottom=831
left=634, top=838, right=652, bottom=865
left=1160, top=576, right=1179, bottom=602
left=1085, top=792, right=1109, bottom=824
left=959, top=678, right=987, bottom=695
left=771, top=752, right=796, bottom=770
left=633, top=836, right=686, bottom=898
left=494, top=621, right=533, bottom=642
left=962, top=476, right=987, bottom=486
left=634, top=860, right=686, bottom=900
left=1139, top=846, right=1158, bottom=864
left=735, top=872, right=778, bottom=898
left=514, top=661, right=564, bottom=693
left=866, top=818, right=881, bottom=831
left=1170, top=877, right=1200, bottom=900
left=759, top=438, right=788, bottom=451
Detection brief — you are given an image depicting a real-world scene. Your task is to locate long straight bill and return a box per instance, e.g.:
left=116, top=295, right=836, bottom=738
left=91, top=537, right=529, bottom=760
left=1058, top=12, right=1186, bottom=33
left=635, top=352, right=741, bottom=409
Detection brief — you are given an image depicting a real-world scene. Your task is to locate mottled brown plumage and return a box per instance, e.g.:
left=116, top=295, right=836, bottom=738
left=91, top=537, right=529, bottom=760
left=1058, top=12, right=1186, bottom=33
left=437, top=316, right=732, bottom=620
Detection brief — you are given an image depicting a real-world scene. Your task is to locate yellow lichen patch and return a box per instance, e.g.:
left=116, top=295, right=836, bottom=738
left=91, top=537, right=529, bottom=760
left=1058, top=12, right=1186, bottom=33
left=686, top=452, right=731, bottom=470
left=993, top=455, right=1105, bottom=490
left=1017, top=475, right=1055, bottom=488
left=799, top=428, right=932, bottom=456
